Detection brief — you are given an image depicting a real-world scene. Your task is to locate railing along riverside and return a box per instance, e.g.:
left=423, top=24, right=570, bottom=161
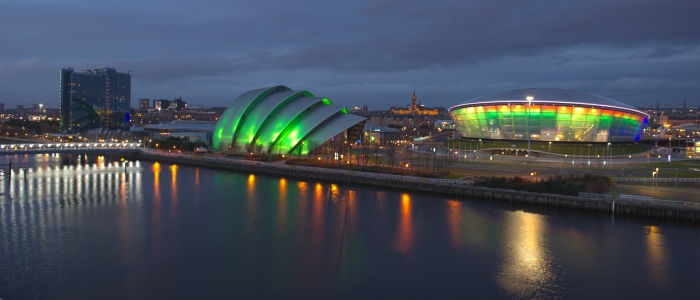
left=578, top=192, right=613, bottom=201
left=617, top=194, right=700, bottom=209
left=614, top=177, right=700, bottom=183
left=142, top=150, right=474, bottom=187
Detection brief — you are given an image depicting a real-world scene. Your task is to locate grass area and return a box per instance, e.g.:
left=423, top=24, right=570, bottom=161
left=440, top=173, right=466, bottom=179
left=644, top=160, right=700, bottom=169
left=445, top=140, right=651, bottom=155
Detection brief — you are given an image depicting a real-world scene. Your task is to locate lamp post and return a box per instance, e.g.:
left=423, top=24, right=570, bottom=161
left=655, top=168, right=659, bottom=187
left=549, top=141, right=552, bottom=153
left=526, top=96, right=533, bottom=163
left=39, top=104, right=43, bottom=120
left=675, top=168, right=678, bottom=187
left=478, top=139, right=482, bottom=150
left=609, top=143, right=613, bottom=169
left=652, top=171, right=656, bottom=191
left=157, top=107, right=161, bottom=124
left=606, top=142, right=610, bottom=169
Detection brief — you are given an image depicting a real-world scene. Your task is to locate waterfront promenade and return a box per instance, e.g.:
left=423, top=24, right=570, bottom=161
left=106, top=149, right=700, bottom=222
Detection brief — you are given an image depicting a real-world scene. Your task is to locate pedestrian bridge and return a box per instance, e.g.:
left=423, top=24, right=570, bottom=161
left=0, top=142, right=142, bottom=154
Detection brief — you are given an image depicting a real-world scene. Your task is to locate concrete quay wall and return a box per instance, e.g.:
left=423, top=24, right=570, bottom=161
left=105, top=151, right=700, bottom=223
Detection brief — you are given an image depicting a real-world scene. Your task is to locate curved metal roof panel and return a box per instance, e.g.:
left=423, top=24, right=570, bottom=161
left=236, top=90, right=313, bottom=145
left=255, top=97, right=326, bottom=152
left=271, top=104, right=341, bottom=154
left=301, top=114, right=367, bottom=150
left=449, top=88, right=648, bottom=118
left=212, top=85, right=291, bottom=150
left=213, top=86, right=361, bottom=154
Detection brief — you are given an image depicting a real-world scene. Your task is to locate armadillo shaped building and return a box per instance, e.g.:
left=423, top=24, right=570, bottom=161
left=212, top=86, right=366, bottom=154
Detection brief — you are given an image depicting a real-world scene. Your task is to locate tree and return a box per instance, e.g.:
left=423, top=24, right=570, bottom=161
left=306, top=139, right=320, bottom=159
left=386, top=143, right=397, bottom=168
left=293, top=141, right=305, bottom=158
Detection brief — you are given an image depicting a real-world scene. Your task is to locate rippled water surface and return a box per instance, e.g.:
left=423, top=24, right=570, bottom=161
left=1, top=153, right=699, bottom=299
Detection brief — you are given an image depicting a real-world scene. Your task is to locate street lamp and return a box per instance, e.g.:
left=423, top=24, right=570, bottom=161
left=549, top=141, right=552, bottom=153
left=652, top=171, right=656, bottom=191
left=39, top=104, right=43, bottom=120
left=526, top=96, right=534, bottom=163
left=478, top=139, right=482, bottom=150
left=607, top=142, right=611, bottom=170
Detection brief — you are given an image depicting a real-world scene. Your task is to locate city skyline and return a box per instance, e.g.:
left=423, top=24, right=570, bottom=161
left=1, top=0, right=699, bottom=109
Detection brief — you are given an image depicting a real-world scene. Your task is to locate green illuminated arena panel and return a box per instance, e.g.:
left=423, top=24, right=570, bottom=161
left=450, top=104, right=648, bottom=142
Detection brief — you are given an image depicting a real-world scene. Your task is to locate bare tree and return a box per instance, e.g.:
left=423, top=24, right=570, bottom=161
left=293, top=142, right=305, bottom=159
left=373, top=143, right=382, bottom=166
left=386, top=143, right=397, bottom=168
left=306, top=139, right=320, bottom=159
left=361, top=145, right=371, bottom=166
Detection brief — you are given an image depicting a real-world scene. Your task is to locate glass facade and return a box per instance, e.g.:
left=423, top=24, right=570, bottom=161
left=59, top=67, right=131, bottom=131
left=450, top=104, right=648, bottom=142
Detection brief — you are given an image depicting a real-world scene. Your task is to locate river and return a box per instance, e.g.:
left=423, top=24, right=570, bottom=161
left=0, top=153, right=698, bottom=299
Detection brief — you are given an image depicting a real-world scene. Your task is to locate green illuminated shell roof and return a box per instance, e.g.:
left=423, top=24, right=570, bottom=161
left=213, top=85, right=366, bottom=154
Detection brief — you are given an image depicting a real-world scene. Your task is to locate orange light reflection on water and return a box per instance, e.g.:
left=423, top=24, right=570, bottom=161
left=446, top=200, right=462, bottom=250
left=247, top=174, right=256, bottom=206
left=170, top=164, right=178, bottom=201
left=393, top=193, right=414, bottom=255
left=645, top=226, right=671, bottom=285
left=278, top=178, right=288, bottom=226
left=152, top=162, right=161, bottom=202
left=194, top=168, right=200, bottom=188
left=497, top=211, right=552, bottom=298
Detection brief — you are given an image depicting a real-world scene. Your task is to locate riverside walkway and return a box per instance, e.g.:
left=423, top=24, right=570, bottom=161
left=119, top=149, right=700, bottom=222
left=0, top=142, right=141, bottom=154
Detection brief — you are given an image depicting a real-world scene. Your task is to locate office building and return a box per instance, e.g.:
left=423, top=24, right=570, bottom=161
left=60, top=67, right=131, bottom=131
left=139, top=98, right=150, bottom=109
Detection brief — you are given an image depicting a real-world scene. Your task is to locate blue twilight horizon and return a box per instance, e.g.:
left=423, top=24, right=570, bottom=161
left=1, top=0, right=699, bottom=109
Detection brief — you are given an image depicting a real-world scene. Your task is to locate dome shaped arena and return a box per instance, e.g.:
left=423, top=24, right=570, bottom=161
left=449, top=88, right=650, bottom=142
left=212, top=85, right=366, bottom=154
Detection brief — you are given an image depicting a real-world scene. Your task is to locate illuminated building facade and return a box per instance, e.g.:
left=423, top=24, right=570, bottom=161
left=212, top=86, right=366, bottom=154
left=449, top=88, right=650, bottom=142
left=389, top=91, right=440, bottom=116
left=60, top=67, right=131, bottom=131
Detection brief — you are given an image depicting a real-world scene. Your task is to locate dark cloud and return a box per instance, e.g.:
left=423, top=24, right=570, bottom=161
left=0, top=0, right=698, bottom=108
left=646, top=45, right=695, bottom=58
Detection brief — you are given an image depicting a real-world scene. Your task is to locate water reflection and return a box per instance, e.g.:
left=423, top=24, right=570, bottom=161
left=1, top=153, right=698, bottom=299
left=394, top=193, right=414, bottom=255
left=446, top=200, right=462, bottom=250
left=645, top=226, right=672, bottom=286
left=497, top=211, right=554, bottom=298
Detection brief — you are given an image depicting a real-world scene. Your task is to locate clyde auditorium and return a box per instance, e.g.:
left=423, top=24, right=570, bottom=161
left=213, top=85, right=366, bottom=154
left=449, top=88, right=650, bottom=143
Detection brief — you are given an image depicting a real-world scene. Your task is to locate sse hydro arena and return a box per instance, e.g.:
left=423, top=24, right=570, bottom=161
left=449, top=88, right=650, bottom=143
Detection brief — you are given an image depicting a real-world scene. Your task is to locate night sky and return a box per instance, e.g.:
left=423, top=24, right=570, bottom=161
left=1, top=0, right=699, bottom=109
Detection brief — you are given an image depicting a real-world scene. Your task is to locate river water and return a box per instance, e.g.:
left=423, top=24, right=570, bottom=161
left=0, top=153, right=698, bottom=299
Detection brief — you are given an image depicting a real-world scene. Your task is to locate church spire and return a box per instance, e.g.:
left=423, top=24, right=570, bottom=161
left=656, top=99, right=660, bottom=116
left=411, top=90, right=417, bottom=111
